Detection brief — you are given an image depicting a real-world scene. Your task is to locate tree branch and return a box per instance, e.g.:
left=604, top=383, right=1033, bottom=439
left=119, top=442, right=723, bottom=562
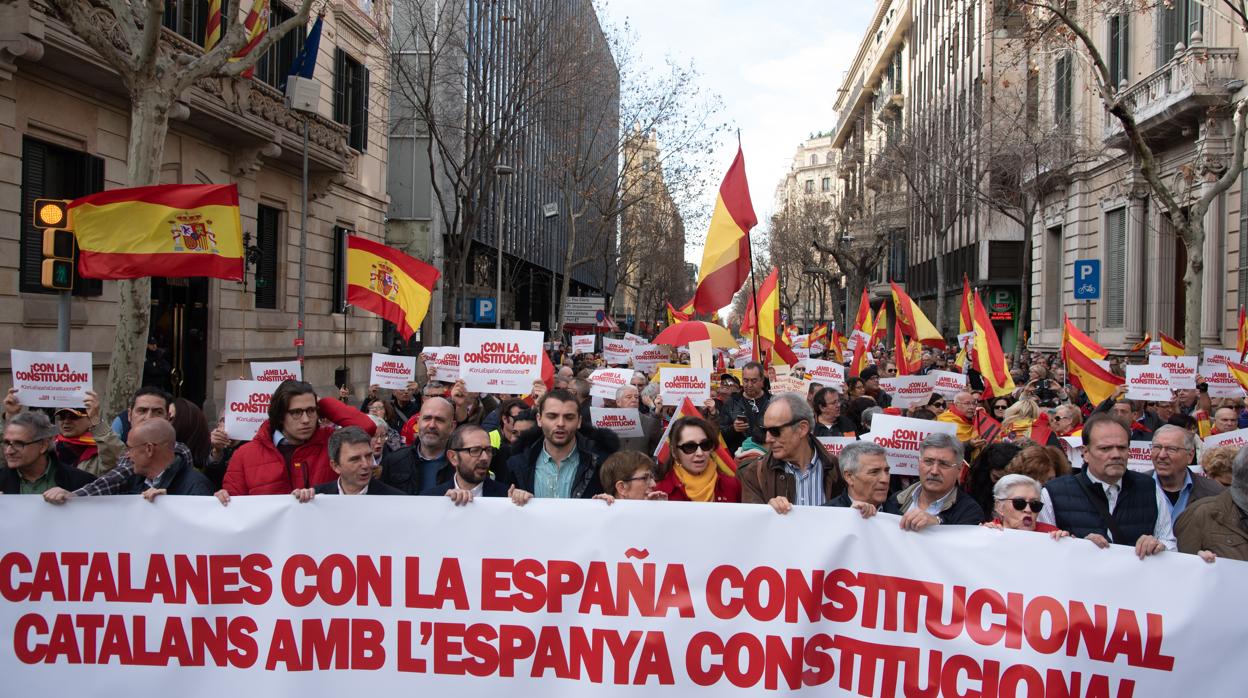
left=135, top=0, right=165, bottom=77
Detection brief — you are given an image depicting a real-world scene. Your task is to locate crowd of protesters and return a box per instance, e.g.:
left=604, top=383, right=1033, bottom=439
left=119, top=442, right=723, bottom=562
left=3, top=338, right=1246, bottom=565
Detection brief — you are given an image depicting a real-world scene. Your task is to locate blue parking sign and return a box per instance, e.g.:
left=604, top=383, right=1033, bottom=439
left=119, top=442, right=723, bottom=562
left=1073, top=260, right=1100, bottom=300
left=473, top=298, right=496, bottom=324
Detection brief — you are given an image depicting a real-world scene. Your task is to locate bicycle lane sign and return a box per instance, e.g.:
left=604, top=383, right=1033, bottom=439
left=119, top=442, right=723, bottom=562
left=1073, top=259, right=1100, bottom=300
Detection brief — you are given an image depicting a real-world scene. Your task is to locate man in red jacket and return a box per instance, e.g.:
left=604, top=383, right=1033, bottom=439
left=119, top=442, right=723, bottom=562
left=217, top=380, right=375, bottom=502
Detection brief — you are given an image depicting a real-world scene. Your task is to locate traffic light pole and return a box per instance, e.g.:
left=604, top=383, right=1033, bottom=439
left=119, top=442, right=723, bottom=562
left=58, top=291, right=70, bottom=351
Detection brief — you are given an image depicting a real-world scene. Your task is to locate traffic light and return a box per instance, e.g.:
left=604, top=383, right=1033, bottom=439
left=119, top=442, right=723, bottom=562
left=32, top=198, right=74, bottom=291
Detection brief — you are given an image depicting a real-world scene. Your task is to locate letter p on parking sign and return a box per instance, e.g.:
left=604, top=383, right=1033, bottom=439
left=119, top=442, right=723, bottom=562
left=1073, top=259, right=1100, bottom=300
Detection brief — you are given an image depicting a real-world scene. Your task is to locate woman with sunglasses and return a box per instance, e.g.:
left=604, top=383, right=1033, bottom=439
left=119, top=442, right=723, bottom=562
left=983, top=473, right=1069, bottom=540
left=655, top=415, right=741, bottom=503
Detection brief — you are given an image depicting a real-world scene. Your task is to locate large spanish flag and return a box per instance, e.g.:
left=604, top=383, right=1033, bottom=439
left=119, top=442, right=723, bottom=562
left=971, top=290, right=1015, bottom=397
left=890, top=281, right=945, bottom=348
left=1238, top=307, right=1247, bottom=360
left=692, top=148, right=757, bottom=314
left=955, top=275, right=973, bottom=370
left=1225, top=361, right=1248, bottom=392
left=346, top=235, right=439, bottom=340
left=1061, top=314, right=1108, bottom=361
left=70, top=184, right=243, bottom=280
left=1064, top=335, right=1123, bottom=405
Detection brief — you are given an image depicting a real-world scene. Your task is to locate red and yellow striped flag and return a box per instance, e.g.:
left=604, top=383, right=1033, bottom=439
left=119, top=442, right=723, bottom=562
left=346, top=235, right=439, bottom=340
left=693, top=148, right=756, bottom=314
left=234, top=0, right=270, bottom=79
left=204, top=0, right=223, bottom=50
left=1064, top=334, right=1124, bottom=405
left=871, top=304, right=887, bottom=346
left=1226, top=362, right=1248, bottom=393
left=971, top=290, right=1015, bottom=397
left=955, top=275, right=973, bottom=370
left=1160, top=332, right=1185, bottom=357
left=891, top=281, right=946, bottom=348
left=1238, top=307, right=1248, bottom=361
left=70, top=184, right=243, bottom=280
left=1061, top=314, right=1108, bottom=361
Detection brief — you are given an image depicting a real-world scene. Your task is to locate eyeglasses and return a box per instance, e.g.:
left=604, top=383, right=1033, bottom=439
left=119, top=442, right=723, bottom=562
left=287, top=407, right=319, bottom=420
left=763, top=418, right=803, bottom=438
left=622, top=472, right=657, bottom=484
left=998, top=497, right=1044, bottom=513
left=1151, top=444, right=1191, bottom=455
left=930, top=401, right=946, bottom=409
left=920, top=456, right=958, bottom=470
left=450, top=446, right=496, bottom=458
left=1, top=439, right=39, bottom=450
left=993, top=404, right=1008, bottom=411
left=677, top=439, right=715, bottom=454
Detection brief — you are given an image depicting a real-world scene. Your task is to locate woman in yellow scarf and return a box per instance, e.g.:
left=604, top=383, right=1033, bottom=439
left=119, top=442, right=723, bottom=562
left=655, top=415, right=741, bottom=503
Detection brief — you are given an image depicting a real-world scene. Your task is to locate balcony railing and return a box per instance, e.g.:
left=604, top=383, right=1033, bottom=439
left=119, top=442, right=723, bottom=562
left=1103, top=35, right=1239, bottom=146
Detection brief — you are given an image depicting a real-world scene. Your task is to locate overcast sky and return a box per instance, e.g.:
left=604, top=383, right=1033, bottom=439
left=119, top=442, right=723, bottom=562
left=602, top=0, right=874, bottom=253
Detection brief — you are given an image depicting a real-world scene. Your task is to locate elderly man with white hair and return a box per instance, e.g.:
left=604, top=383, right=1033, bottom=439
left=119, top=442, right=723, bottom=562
left=884, top=432, right=985, bottom=529
left=612, top=384, right=660, bottom=453
left=982, top=473, right=1070, bottom=540
left=1150, top=424, right=1223, bottom=521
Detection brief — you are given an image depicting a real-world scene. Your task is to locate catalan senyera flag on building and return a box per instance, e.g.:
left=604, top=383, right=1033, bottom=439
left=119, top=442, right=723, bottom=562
left=890, top=281, right=945, bottom=348
left=234, top=0, right=270, bottom=79
left=1160, top=332, right=1186, bottom=357
left=693, top=148, right=757, bottom=315
left=204, top=0, right=223, bottom=49
left=70, top=184, right=244, bottom=280
left=1061, top=314, right=1108, bottom=362
left=971, top=290, right=1015, bottom=398
left=346, top=235, right=439, bottom=340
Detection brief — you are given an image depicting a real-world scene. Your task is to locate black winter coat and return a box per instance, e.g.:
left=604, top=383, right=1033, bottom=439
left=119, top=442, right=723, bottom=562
left=506, top=425, right=619, bottom=499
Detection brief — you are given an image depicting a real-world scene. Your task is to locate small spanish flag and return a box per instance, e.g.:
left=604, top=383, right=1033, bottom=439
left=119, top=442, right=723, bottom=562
left=1238, top=306, right=1248, bottom=361
left=891, top=281, right=946, bottom=348
left=70, top=184, right=244, bottom=280
left=1061, top=314, right=1108, bottom=361
left=1225, top=361, right=1248, bottom=393
left=1160, top=332, right=1186, bottom=357
left=1065, top=339, right=1124, bottom=405
left=346, top=235, right=439, bottom=340
left=1127, top=333, right=1152, bottom=353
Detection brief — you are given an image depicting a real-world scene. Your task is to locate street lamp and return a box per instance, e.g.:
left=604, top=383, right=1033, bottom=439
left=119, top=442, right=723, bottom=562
left=494, top=164, right=515, bottom=328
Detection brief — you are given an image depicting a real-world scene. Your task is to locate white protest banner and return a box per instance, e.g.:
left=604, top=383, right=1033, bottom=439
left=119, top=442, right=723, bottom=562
left=1200, top=363, right=1246, bottom=399
left=624, top=332, right=646, bottom=347
left=589, top=407, right=645, bottom=438
left=769, top=374, right=808, bottom=395
left=956, top=331, right=975, bottom=352
left=804, top=359, right=845, bottom=390
left=816, top=436, right=858, bottom=457
left=459, top=328, right=544, bottom=394
left=429, top=349, right=461, bottom=384
left=571, top=335, right=596, bottom=355
left=929, top=370, right=968, bottom=399
left=370, top=353, right=416, bottom=390
left=1128, top=441, right=1154, bottom=473
left=9, top=349, right=92, bottom=408
left=793, top=344, right=811, bottom=360
left=1148, top=355, right=1197, bottom=390
left=659, top=367, right=711, bottom=404
left=865, top=413, right=959, bottom=476
left=250, top=361, right=302, bottom=383
left=4, top=496, right=1242, bottom=697
left=879, top=375, right=936, bottom=408
left=631, top=344, right=666, bottom=374
left=1059, top=436, right=1085, bottom=471
left=1201, top=348, right=1240, bottom=366
left=603, top=339, right=632, bottom=365
left=1125, top=365, right=1172, bottom=401
left=222, top=379, right=278, bottom=440
left=588, top=368, right=632, bottom=400
left=1202, top=427, right=1248, bottom=451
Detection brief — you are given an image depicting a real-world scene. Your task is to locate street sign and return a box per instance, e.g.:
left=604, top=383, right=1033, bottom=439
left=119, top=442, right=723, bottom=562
left=563, top=296, right=604, bottom=324
left=473, top=297, right=496, bottom=324
left=1073, top=259, right=1101, bottom=300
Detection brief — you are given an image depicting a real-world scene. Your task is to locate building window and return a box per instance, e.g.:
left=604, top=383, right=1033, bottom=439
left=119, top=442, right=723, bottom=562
left=809, top=154, right=818, bottom=166
left=20, top=137, right=104, bottom=296
left=1108, top=14, right=1130, bottom=89
left=163, top=0, right=214, bottom=46
left=805, top=179, right=815, bottom=194
left=331, top=225, right=349, bottom=313
left=1159, top=0, right=1203, bottom=68
left=1104, top=207, right=1127, bottom=328
left=1043, top=225, right=1062, bottom=329
left=1054, top=53, right=1073, bottom=128
left=821, top=177, right=831, bottom=192
left=255, top=204, right=282, bottom=310
left=334, top=49, right=369, bottom=152
left=254, top=3, right=304, bottom=90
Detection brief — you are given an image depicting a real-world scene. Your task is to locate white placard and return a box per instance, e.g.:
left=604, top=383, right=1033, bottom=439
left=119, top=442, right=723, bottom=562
left=929, top=370, right=968, bottom=399
left=571, top=335, right=596, bottom=355
left=250, top=360, right=302, bottom=383
left=624, top=332, right=646, bottom=347
left=9, top=349, right=92, bottom=409
left=1202, top=348, right=1240, bottom=366
left=1202, top=427, right=1248, bottom=451
left=804, top=359, right=846, bottom=390
left=659, top=367, right=711, bottom=404
left=769, top=374, right=808, bottom=395
left=1149, top=355, right=1197, bottom=390
left=816, top=436, right=859, bottom=458
left=223, top=379, right=279, bottom=441
left=1059, top=435, right=1084, bottom=471
left=589, top=407, right=645, bottom=438
left=631, top=344, right=666, bottom=374
left=865, top=413, right=959, bottom=476
left=879, top=375, right=936, bottom=408
left=1128, top=440, right=1155, bottom=473
left=1125, top=365, right=1172, bottom=401
left=459, top=328, right=544, bottom=394
left=369, top=353, right=416, bottom=390
left=602, top=339, right=632, bottom=365
left=1200, top=363, right=1246, bottom=399
left=588, top=368, right=632, bottom=400
left=429, top=349, right=461, bottom=384
left=1148, top=341, right=1162, bottom=356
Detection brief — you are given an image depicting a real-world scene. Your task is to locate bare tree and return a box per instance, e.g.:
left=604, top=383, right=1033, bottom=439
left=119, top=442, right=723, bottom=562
left=1020, top=0, right=1248, bottom=353
left=44, top=0, right=314, bottom=412
left=808, top=193, right=893, bottom=330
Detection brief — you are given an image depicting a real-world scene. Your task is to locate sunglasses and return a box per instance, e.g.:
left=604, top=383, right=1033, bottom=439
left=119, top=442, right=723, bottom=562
left=931, top=401, right=946, bottom=409
left=993, top=404, right=1008, bottom=410
left=998, top=497, right=1044, bottom=513
left=677, top=439, right=715, bottom=454
left=763, top=418, right=802, bottom=438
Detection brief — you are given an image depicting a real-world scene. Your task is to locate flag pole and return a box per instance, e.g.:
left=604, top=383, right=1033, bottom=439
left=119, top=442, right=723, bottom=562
left=738, top=130, right=763, bottom=365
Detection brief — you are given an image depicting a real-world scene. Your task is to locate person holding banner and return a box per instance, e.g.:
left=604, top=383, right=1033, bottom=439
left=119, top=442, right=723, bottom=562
left=655, top=416, right=740, bottom=503
left=884, top=432, right=985, bottom=528
left=292, top=427, right=403, bottom=500
left=422, top=425, right=509, bottom=503
left=596, top=452, right=667, bottom=501
left=1, top=412, right=95, bottom=495
left=983, top=474, right=1069, bottom=539
left=742, top=394, right=843, bottom=508
left=507, top=389, right=615, bottom=501
left=819, top=441, right=888, bottom=516
left=1175, top=449, right=1248, bottom=562
left=122, top=419, right=213, bottom=499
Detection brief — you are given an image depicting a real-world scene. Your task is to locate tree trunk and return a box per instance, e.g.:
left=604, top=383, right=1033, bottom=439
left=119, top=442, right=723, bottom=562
left=933, top=237, right=947, bottom=335
left=1179, top=217, right=1205, bottom=356
left=1015, top=210, right=1035, bottom=361
left=557, top=197, right=581, bottom=332
left=105, top=91, right=172, bottom=415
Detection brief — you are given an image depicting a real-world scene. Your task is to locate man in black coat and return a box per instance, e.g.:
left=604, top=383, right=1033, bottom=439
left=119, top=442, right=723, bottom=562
left=2, top=411, right=95, bottom=494
left=294, top=427, right=403, bottom=499
left=883, top=432, right=984, bottom=528
left=422, top=424, right=510, bottom=503
left=507, top=389, right=619, bottom=502
left=125, top=420, right=214, bottom=499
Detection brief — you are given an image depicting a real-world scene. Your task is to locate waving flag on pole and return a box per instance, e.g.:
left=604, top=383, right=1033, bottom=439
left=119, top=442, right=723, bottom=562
left=971, top=290, right=1016, bottom=397
left=693, top=148, right=757, bottom=314
left=1238, top=307, right=1248, bottom=361
left=346, top=235, right=439, bottom=340
left=1160, top=332, right=1186, bottom=357
left=1127, top=333, right=1152, bottom=353
left=1061, top=314, right=1108, bottom=361
left=871, top=304, right=888, bottom=347
left=890, top=281, right=946, bottom=347
left=955, top=276, right=973, bottom=370
left=852, top=287, right=872, bottom=338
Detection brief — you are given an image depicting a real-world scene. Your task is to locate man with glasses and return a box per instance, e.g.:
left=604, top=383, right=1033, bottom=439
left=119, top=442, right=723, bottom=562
left=120, top=418, right=213, bottom=499
left=423, top=424, right=509, bottom=503
left=1, top=411, right=94, bottom=494
left=936, top=391, right=987, bottom=455
left=293, top=427, right=403, bottom=499
left=740, top=392, right=843, bottom=507
left=1041, top=414, right=1174, bottom=558
left=883, top=432, right=984, bottom=529
left=719, top=362, right=771, bottom=452
left=4, top=387, right=122, bottom=477
left=1148, top=425, right=1222, bottom=520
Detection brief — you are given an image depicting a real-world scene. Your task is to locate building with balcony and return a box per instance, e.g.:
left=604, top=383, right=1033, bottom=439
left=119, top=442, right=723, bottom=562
left=0, top=0, right=389, bottom=414
left=1028, top=2, right=1248, bottom=352
left=771, top=133, right=840, bottom=330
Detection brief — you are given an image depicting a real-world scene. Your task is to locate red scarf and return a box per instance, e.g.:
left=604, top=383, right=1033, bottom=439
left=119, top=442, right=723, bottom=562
left=55, top=432, right=98, bottom=463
